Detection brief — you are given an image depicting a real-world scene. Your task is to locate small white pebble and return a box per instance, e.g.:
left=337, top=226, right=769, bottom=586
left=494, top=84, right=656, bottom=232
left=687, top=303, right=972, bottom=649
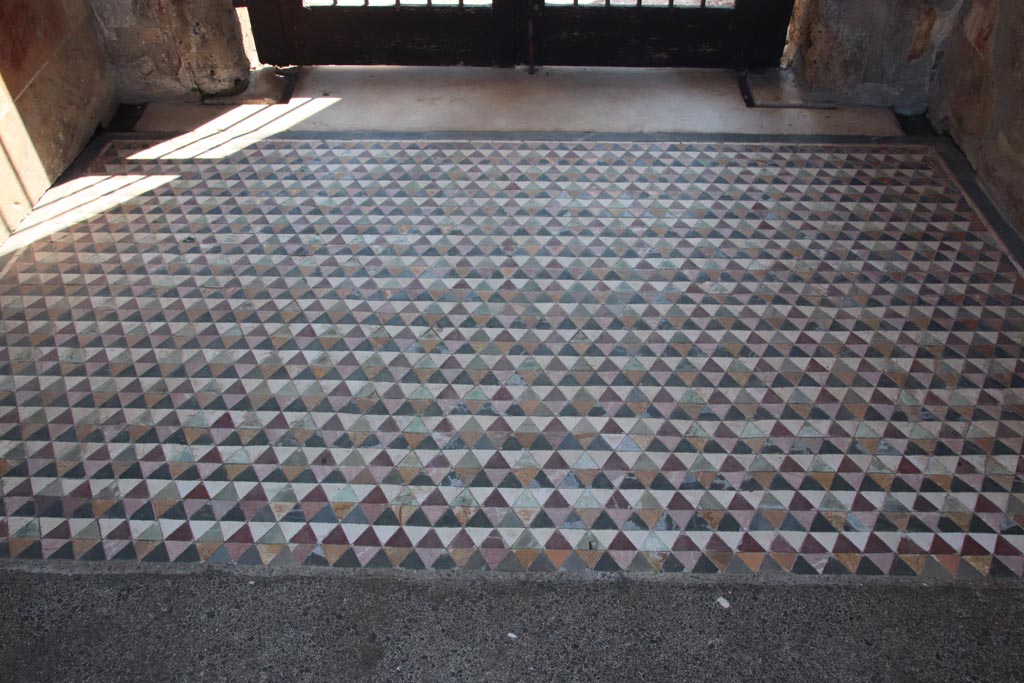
left=716, top=596, right=731, bottom=609
left=507, top=632, right=518, bottom=640
left=248, top=580, right=255, bottom=586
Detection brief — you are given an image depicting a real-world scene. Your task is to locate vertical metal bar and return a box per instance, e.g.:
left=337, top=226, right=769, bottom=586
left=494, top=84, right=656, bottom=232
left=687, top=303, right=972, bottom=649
left=527, top=0, right=537, bottom=73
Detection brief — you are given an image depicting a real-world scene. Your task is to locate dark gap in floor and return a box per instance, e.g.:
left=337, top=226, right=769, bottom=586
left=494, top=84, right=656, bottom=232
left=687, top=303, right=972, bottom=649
left=895, top=113, right=938, bottom=137
left=104, top=103, right=148, bottom=134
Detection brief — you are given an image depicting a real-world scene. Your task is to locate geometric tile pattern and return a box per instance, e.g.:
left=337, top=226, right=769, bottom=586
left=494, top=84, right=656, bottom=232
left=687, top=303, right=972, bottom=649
left=2, top=138, right=1023, bottom=577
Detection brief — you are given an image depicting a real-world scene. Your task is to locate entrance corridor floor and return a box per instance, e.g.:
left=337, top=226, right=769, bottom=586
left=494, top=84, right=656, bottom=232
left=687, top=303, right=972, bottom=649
left=1, top=133, right=1023, bottom=577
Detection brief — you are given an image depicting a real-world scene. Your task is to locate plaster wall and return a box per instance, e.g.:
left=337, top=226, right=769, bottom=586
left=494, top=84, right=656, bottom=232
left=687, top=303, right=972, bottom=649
left=87, top=0, right=250, bottom=103
left=790, top=0, right=964, bottom=113
left=929, top=0, right=1024, bottom=233
left=0, top=0, right=117, bottom=237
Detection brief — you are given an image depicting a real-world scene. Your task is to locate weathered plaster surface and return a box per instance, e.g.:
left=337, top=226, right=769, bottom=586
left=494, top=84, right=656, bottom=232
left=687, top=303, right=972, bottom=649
left=791, top=0, right=964, bottom=113
left=930, top=0, right=1024, bottom=234
left=0, top=0, right=116, bottom=236
left=88, top=0, right=250, bottom=102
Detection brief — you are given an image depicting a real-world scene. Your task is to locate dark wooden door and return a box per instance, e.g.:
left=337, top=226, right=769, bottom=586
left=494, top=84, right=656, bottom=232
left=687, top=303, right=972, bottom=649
left=533, top=0, right=795, bottom=69
left=247, top=0, right=794, bottom=69
left=248, top=0, right=518, bottom=67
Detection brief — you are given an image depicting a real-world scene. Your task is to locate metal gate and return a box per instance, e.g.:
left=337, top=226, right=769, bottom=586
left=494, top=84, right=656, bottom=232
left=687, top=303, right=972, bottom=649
left=247, top=0, right=795, bottom=69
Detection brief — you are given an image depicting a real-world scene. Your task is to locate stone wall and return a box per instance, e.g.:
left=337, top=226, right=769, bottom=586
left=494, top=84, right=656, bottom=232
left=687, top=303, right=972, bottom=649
left=929, top=0, right=1024, bottom=232
left=87, top=0, right=250, bottom=103
left=0, top=0, right=117, bottom=238
left=790, top=0, right=965, bottom=113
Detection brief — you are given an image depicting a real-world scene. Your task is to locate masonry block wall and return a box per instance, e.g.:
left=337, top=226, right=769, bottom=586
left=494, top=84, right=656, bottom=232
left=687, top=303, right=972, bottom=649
left=0, top=0, right=117, bottom=237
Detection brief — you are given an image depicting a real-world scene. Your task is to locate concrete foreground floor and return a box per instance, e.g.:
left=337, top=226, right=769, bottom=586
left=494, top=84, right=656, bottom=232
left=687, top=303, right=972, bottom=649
left=1, top=562, right=1022, bottom=682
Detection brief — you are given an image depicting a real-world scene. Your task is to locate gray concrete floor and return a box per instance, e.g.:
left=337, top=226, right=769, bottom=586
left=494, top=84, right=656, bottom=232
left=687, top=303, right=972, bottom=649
left=135, top=66, right=901, bottom=136
left=1, top=562, right=1022, bottom=682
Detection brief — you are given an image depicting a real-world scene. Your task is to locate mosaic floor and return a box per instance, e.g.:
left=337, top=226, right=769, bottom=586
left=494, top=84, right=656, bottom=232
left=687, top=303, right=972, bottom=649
left=2, top=136, right=1024, bottom=577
